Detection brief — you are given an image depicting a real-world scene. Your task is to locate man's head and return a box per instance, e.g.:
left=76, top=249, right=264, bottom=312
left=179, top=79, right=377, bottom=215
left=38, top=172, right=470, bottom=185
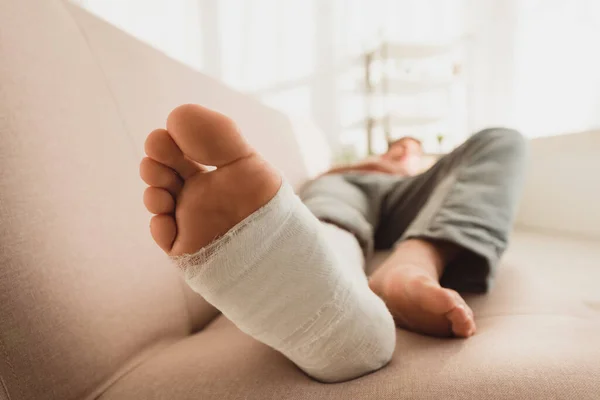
left=382, top=136, right=423, bottom=163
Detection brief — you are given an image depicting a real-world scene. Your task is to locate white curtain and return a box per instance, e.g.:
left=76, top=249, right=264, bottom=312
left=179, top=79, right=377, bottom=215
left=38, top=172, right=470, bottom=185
left=466, top=0, right=600, bottom=138
left=72, top=0, right=600, bottom=155
left=513, top=0, right=600, bottom=137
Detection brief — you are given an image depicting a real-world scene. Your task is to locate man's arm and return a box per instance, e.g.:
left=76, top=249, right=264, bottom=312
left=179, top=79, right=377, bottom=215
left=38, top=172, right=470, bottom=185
left=320, top=157, right=399, bottom=176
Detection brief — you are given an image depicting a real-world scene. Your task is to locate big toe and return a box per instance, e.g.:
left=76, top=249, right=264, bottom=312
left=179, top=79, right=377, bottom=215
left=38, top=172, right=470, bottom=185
left=144, top=128, right=200, bottom=179
left=166, top=104, right=255, bottom=167
left=445, top=292, right=476, bottom=338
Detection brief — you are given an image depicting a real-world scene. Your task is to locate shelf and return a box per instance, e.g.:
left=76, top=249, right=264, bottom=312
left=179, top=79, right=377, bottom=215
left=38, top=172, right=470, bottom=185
left=386, top=114, right=445, bottom=126
left=345, top=113, right=445, bottom=130
left=366, top=41, right=458, bottom=60
left=350, top=77, right=455, bottom=95
left=356, top=38, right=463, bottom=155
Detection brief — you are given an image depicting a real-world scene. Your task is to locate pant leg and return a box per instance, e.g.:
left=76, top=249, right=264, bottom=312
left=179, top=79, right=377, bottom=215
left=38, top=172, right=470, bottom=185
left=300, top=174, right=400, bottom=258
left=375, top=128, right=528, bottom=293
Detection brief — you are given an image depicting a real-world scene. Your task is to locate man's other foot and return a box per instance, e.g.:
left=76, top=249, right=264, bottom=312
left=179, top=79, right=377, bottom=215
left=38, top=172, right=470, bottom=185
left=369, top=261, right=476, bottom=338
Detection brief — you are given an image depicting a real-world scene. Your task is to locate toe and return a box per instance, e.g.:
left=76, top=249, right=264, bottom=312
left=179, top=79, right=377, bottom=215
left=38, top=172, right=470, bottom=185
left=166, top=104, right=254, bottom=167
left=144, top=187, right=175, bottom=214
left=140, top=157, right=183, bottom=196
left=145, top=128, right=202, bottom=179
left=444, top=291, right=476, bottom=338
left=150, top=214, right=177, bottom=253
left=446, top=305, right=475, bottom=338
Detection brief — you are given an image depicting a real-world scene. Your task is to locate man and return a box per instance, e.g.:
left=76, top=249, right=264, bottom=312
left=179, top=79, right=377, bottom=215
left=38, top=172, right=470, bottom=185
left=140, top=104, right=527, bottom=384
left=323, top=136, right=424, bottom=177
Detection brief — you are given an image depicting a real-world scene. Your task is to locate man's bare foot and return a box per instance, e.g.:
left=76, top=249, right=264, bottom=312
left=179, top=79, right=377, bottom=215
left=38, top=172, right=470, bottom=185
left=140, top=104, right=281, bottom=256
left=369, top=240, right=476, bottom=338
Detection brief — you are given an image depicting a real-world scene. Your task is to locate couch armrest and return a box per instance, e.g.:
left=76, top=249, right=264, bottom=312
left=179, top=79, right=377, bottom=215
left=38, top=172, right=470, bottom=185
left=515, top=130, right=600, bottom=239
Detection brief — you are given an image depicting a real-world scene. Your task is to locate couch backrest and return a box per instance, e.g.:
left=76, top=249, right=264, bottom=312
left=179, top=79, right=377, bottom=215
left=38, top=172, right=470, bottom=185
left=65, top=2, right=313, bottom=185
left=516, top=130, right=600, bottom=239
left=0, top=1, right=311, bottom=399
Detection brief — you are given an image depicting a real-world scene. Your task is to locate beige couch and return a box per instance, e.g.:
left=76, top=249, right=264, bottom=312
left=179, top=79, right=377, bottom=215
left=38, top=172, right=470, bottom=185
left=1, top=1, right=599, bottom=399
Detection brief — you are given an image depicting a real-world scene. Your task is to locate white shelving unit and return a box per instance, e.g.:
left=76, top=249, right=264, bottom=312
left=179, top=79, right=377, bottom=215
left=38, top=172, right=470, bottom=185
left=346, top=40, right=462, bottom=155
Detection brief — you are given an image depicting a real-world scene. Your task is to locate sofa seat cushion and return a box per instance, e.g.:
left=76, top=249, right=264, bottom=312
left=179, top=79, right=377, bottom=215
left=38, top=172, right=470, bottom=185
left=102, top=230, right=600, bottom=399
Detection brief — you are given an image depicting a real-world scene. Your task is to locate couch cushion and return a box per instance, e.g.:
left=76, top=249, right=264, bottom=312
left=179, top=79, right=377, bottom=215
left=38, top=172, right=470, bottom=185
left=64, top=2, right=312, bottom=189
left=102, top=230, right=600, bottom=399
left=0, top=1, right=208, bottom=399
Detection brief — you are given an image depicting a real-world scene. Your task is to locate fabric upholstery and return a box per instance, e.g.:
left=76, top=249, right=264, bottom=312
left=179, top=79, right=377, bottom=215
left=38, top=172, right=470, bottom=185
left=102, top=232, right=600, bottom=400
left=1, top=0, right=599, bottom=399
left=0, top=1, right=216, bottom=399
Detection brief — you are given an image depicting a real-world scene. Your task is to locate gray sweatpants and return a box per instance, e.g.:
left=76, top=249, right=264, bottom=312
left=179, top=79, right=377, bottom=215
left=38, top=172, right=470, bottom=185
left=300, top=128, right=528, bottom=293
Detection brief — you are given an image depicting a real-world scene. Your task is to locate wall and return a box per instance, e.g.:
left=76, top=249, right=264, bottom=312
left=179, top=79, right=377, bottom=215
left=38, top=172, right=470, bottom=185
left=72, top=0, right=204, bottom=69
left=516, top=130, right=600, bottom=239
